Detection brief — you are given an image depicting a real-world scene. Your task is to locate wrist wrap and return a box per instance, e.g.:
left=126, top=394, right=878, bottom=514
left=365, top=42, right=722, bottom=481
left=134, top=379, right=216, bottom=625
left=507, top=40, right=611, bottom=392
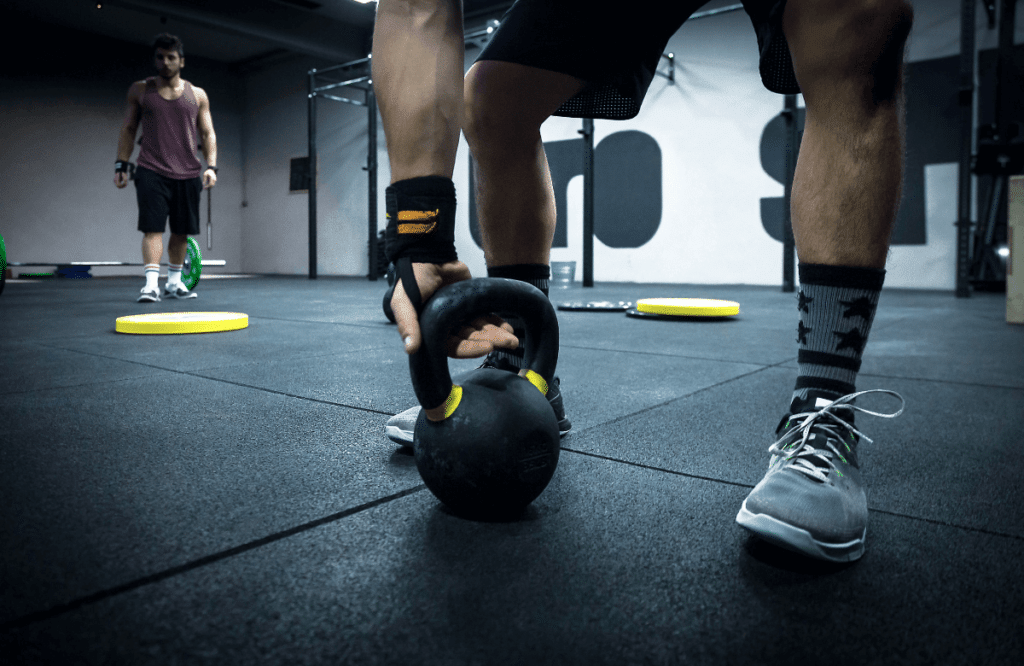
left=384, top=176, right=458, bottom=265
left=384, top=176, right=458, bottom=315
left=115, top=161, right=131, bottom=173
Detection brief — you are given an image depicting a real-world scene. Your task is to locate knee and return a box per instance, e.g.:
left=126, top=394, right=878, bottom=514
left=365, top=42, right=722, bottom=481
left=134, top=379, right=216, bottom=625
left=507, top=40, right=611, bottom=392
left=788, top=0, right=914, bottom=79
left=377, top=0, right=459, bottom=18
left=463, top=63, right=540, bottom=153
left=859, top=0, right=914, bottom=62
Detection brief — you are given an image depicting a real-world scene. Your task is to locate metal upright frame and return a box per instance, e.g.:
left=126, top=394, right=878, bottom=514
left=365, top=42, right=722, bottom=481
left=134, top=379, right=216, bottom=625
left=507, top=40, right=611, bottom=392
left=307, top=57, right=376, bottom=281
left=964, top=0, right=1022, bottom=294
left=956, top=0, right=978, bottom=297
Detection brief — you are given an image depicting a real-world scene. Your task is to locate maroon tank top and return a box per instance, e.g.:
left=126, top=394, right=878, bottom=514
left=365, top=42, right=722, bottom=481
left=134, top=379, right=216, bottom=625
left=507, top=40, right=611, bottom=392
left=136, top=77, right=203, bottom=180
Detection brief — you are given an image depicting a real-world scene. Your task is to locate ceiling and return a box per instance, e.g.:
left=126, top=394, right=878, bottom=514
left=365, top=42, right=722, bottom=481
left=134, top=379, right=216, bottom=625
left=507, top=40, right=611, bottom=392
left=7, top=0, right=516, bottom=70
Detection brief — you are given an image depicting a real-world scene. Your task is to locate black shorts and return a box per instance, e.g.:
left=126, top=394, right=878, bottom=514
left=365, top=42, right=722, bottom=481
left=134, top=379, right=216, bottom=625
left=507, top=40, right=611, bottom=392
left=134, top=165, right=202, bottom=235
left=476, top=0, right=800, bottom=121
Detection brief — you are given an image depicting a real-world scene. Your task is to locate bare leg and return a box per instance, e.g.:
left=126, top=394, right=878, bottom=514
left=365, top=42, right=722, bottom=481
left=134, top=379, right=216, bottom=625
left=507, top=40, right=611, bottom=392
left=463, top=61, right=586, bottom=267
left=784, top=0, right=914, bottom=269
left=373, top=0, right=465, bottom=183
left=168, top=234, right=188, bottom=265
left=142, top=232, right=163, bottom=266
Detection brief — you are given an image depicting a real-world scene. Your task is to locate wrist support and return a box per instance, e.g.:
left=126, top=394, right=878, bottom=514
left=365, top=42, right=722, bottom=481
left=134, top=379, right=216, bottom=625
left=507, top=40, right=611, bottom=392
left=115, top=161, right=131, bottom=173
left=384, top=176, right=458, bottom=314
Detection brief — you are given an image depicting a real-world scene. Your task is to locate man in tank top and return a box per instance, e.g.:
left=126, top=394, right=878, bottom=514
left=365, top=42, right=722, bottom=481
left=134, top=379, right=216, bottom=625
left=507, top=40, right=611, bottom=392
left=114, top=33, right=218, bottom=302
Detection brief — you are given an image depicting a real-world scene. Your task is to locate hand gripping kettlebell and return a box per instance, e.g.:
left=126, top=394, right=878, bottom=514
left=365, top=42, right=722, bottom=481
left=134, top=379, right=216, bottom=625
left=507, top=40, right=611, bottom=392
left=410, top=278, right=561, bottom=519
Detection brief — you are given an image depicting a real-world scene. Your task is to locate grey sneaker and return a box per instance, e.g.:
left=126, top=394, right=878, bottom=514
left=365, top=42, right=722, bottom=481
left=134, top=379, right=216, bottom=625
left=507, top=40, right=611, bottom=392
left=163, top=283, right=197, bottom=299
left=385, top=354, right=572, bottom=446
left=138, top=287, right=161, bottom=303
left=736, top=389, right=905, bottom=563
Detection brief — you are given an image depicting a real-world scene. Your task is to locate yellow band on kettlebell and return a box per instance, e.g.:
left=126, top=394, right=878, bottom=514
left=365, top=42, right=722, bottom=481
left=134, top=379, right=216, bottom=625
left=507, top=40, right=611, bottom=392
left=443, top=384, right=463, bottom=419
left=519, top=369, right=549, bottom=396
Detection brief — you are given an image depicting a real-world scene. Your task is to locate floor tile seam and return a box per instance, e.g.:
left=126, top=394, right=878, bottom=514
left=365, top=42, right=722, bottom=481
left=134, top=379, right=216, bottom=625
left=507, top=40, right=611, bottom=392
left=245, top=314, right=394, bottom=333
left=560, top=448, right=1024, bottom=542
left=560, top=343, right=784, bottom=368
left=0, top=347, right=398, bottom=410
left=566, top=360, right=792, bottom=436
left=855, top=371, right=1024, bottom=392
left=560, top=446, right=755, bottom=490
left=0, top=359, right=398, bottom=418
left=28, top=339, right=391, bottom=370
left=185, top=376, right=398, bottom=417
left=866, top=508, right=1024, bottom=541
left=0, top=485, right=428, bottom=633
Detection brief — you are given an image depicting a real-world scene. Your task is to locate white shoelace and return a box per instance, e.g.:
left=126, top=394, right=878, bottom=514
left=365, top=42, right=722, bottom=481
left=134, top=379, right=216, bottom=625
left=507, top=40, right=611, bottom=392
left=768, top=389, right=906, bottom=482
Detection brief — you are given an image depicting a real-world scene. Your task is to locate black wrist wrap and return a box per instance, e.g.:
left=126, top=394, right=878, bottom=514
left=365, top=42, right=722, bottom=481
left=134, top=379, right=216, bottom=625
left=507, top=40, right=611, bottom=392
left=115, top=161, right=131, bottom=173
left=384, top=176, right=458, bottom=265
left=384, top=176, right=458, bottom=315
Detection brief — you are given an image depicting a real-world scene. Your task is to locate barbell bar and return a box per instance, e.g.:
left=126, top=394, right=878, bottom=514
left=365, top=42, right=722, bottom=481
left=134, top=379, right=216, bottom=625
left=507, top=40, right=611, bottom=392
left=1, top=235, right=223, bottom=293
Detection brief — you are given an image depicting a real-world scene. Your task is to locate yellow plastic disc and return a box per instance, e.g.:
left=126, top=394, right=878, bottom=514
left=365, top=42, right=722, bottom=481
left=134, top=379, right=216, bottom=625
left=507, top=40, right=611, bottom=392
left=635, top=298, right=740, bottom=317
left=116, top=312, right=249, bottom=335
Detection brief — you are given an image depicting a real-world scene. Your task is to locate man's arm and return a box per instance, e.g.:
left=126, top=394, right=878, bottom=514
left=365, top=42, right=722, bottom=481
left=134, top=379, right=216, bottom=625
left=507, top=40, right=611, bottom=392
left=195, top=87, right=218, bottom=187
left=114, top=82, right=143, bottom=188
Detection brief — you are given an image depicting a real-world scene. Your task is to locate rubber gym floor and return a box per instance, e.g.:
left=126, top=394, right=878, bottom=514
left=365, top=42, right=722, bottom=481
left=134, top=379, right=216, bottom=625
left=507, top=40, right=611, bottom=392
left=1, top=274, right=1022, bottom=665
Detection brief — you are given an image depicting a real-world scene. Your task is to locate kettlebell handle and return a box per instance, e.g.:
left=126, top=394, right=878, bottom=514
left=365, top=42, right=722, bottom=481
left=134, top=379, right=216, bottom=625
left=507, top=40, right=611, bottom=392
left=409, top=278, right=559, bottom=414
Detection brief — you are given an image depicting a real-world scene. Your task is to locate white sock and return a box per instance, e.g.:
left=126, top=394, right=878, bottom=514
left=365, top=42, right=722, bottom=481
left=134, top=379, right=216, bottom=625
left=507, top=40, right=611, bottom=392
left=168, top=264, right=183, bottom=286
left=145, top=265, right=160, bottom=291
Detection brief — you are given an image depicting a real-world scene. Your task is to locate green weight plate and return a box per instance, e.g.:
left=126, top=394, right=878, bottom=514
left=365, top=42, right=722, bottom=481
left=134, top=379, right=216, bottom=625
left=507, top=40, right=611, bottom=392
left=183, top=236, right=202, bottom=290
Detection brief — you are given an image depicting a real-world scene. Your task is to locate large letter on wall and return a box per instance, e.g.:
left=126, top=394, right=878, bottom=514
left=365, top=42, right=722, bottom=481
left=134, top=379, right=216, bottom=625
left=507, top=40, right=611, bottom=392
left=758, top=56, right=965, bottom=247
left=594, top=130, right=662, bottom=248
left=469, top=131, right=662, bottom=250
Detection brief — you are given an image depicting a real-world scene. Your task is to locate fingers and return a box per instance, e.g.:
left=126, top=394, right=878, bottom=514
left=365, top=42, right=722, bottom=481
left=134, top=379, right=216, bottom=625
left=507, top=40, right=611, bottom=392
left=391, top=278, right=421, bottom=354
left=448, top=337, right=499, bottom=359
left=389, top=261, right=477, bottom=356
left=477, top=315, right=518, bottom=349
left=446, top=318, right=520, bottom=359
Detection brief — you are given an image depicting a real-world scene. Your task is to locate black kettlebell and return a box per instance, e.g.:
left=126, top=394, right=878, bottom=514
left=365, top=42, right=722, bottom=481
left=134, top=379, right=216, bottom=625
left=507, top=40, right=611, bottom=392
left=410, top=278, right=561, bottom=519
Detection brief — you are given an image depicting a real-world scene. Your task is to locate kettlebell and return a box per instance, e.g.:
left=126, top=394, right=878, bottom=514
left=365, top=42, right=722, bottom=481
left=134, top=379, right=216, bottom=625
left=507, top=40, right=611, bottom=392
left=410, top=278, right=561, bottom=519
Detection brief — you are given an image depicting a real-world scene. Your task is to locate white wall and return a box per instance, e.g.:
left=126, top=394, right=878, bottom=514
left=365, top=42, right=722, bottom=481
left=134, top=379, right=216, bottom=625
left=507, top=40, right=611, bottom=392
left=4, top=0, right=1021, bottom=289
left=455, top=0, right=1022, bottom=288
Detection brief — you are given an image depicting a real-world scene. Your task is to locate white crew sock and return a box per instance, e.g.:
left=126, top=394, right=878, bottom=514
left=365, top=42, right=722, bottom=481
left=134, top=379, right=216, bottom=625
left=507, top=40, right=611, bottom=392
left=168, top=263, right=183, bottom=287
left=144, top=265, right=160, bottom=291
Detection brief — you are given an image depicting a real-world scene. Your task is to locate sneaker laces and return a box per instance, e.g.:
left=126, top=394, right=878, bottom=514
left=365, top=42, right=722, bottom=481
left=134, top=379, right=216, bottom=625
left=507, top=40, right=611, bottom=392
left=768, top=389, right=905, bottom=483
left=477, top=352, right=520, bottom=373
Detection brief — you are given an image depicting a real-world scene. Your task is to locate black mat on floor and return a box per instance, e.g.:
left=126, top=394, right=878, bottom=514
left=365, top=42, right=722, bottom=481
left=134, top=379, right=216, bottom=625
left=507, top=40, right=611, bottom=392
left=1, top=276, right=1022, bottom=664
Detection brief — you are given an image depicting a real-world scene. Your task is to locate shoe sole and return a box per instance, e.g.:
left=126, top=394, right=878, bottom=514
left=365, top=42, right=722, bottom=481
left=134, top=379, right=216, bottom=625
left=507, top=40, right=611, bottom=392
left=385, top=424, right=413, bottom=446
left=385, top=421, right=572, bottom=448
left=735, top=499, right=865, bottom=563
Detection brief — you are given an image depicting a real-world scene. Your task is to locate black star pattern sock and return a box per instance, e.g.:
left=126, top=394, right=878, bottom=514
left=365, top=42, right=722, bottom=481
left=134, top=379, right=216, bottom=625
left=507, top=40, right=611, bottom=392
left=486, top=264, right=551, bottom=369
left=791, top=263, right=885, bottom=411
